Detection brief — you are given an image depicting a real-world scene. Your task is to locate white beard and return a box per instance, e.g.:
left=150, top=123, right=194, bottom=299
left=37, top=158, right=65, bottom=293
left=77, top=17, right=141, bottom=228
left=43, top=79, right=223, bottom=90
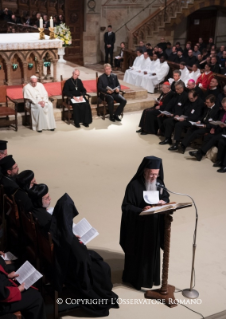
left=145, top=180, right=157, bottom=191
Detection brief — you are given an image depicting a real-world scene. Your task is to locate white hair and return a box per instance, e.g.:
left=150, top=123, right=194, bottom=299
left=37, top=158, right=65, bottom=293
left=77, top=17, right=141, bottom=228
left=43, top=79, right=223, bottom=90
left=30, top=75, right=38, bottom=80
left=145, top=180, right=157, bottom=191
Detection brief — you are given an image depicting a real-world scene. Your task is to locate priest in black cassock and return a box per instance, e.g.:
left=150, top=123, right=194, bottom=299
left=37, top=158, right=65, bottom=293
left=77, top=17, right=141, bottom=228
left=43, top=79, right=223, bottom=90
left=0, top=155, right=19, bottom=196
left=63, top=69, right=92, bottom=128
left=120, top=156, right=169, bottom=290
left=0, top=140, right=8, bottom=160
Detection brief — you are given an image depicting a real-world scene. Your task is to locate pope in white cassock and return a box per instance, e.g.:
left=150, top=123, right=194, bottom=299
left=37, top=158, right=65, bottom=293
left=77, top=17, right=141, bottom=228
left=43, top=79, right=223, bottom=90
left=134, top=52, right=152, bottom=86
left=141, top=56, right=169, bottom=93
left=23, top=76, right=56, bottom=132
left=123, top=50, right=144, bottom=84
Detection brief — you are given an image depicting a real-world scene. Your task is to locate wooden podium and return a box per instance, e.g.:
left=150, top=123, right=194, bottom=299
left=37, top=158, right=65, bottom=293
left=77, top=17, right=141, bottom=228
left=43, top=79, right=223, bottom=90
left=143, top=203, right=192, bottom=308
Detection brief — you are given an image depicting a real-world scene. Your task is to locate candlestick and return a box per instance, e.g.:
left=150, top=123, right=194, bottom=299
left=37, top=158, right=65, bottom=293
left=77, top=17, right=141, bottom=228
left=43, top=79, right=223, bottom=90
left=39, top=17, right=43, bottom=29
left=38, top=28, right=45, bottom=40
left=50, top=16, right=53, bottom=28
left=49, top=27, right=55, bottom=39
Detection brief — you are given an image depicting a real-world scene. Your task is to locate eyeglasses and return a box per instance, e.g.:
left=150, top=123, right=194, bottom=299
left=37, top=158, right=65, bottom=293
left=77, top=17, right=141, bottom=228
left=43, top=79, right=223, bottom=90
left=149, top=174, right=159, bottom=177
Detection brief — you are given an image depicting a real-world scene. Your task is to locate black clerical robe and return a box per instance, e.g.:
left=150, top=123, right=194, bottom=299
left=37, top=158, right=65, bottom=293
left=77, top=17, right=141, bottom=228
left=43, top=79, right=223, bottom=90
left=0, top=258, right=46, bottom=319
left=139, top=90, right=175, bottom=134
left=63, top=78, right=92, bottom=126
left=34, top=194, right=119, bottom=317
left=120, top=177, right=169, bottom=290
left=0, top=176, right=18, bottom=197
left=14, top=189, right=33, bottom=214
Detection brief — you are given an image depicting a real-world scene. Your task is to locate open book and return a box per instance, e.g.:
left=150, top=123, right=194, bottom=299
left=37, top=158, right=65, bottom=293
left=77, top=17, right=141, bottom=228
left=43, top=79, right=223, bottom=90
left=106, top=86, right=119, bottom=92
left=73, top=218, right=99, bottom=245
left=209, top=121, right=226, bottom=126
left=159, top=110, right=173, bottom=116
left=175, top=115, right=187, bottom=120
left=71, top=97, right=86, bottom=104
left=16, top=261, right=43, bottom=290
left=140, top=202, right=192, bottom=216
left=189, top=121, right=204, bottom=127
left=1, top=251, right=18, bottom=261
left=222, top=134, right=226, bottom=138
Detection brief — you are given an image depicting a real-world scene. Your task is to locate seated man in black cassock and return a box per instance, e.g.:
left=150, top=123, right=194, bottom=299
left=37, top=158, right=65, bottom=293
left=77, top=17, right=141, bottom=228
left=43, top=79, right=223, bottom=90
left=120, top=156, right=169, bottom=290
left=0, top=155, right=19, bottom=196
left=63, top=69, right=92, bottom=128
left=0, top=140, right=8, bottom=160
left=98, top=63, right=127, bottom=122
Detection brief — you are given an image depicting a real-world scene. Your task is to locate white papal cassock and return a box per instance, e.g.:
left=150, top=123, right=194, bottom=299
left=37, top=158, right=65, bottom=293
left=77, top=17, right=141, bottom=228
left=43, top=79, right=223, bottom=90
left=141, top=61, right=169, bottom=93
left=23, top=82, right=56, bottom=131
left=123, top=54, right=144, bottom=84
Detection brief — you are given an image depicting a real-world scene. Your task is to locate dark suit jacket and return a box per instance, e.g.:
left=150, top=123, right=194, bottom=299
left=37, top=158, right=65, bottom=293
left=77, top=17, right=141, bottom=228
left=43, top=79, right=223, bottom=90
left=182, top=97, right=204, bottom=122
left=201, top=105, right=219, bottom=128
left=104, top=32, right=115, bottom=49
left=98, top=73, right=120, bottom=93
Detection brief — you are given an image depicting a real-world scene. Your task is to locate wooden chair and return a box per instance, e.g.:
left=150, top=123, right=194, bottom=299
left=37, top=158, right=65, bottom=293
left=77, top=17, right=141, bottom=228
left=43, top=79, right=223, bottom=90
left=60, top=75, right=91, bottom=125
left=0, top=85, right=18, bottom=131
left=35, top=221, right=79, bottom=319
left=96, top=72, right=125, bottom=120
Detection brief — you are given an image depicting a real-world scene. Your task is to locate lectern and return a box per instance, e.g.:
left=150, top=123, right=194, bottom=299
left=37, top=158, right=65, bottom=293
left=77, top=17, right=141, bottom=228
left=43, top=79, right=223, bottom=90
left=142, top=203, right=192, bottom=307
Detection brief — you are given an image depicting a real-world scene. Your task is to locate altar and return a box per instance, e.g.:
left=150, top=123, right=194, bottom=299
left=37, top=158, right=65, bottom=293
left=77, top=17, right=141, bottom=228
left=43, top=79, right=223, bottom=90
left=0, top=33, right=62, bottom=85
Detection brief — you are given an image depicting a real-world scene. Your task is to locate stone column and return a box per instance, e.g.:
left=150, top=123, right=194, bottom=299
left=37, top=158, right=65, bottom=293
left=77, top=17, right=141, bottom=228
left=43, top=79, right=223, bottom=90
left=23, top=62, right=28, bottom=84
left=6, top=63, right=12, bottom=85
left=52, top=59, right=58, bottom=82
left=38, top=60, right=43, bottom=82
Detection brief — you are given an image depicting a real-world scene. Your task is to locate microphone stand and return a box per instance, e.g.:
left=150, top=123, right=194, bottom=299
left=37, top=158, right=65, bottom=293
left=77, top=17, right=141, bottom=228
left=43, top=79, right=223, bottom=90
left=158, top=183, right=199, bottom=299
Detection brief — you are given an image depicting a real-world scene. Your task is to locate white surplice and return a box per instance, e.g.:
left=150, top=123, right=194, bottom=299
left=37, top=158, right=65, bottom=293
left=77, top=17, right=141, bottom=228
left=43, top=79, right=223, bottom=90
left=141, top=61, right=169, bottom=93
left=139, top=59, right=160, bottom=88
left=134, top=57, right=152, bottom=86
left=123, top=55, right=144, bottom=84
left=180, top=66, right=190, bottom=84
left=186, top=69, right=201, bottom=85
left=23, top=82, right=56, bottom=131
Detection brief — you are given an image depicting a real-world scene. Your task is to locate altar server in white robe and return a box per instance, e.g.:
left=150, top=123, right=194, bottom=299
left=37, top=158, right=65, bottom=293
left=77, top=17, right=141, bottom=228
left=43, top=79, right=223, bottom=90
left=179, top=62, right=190, bottom=83
left=23, top=76, right=56, bottom=132
left=141, top=56, right=169, bottom=93
left=123, top=50, right=144, bottom=84
left=139, top=54, right=160, bottom=87
left=186, top=64, right=201, bottom=85
left=134, top=52, right=152, bottom=86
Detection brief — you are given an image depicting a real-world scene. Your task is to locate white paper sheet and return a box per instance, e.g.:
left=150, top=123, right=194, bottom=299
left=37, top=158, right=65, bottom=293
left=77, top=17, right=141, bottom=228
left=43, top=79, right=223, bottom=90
left=189, top=121, right=204, bottom=127
left=16, top=261, right=43, bottom=290
left=143, top=191, right=159, bottom=204
left=72, top=218, right=99, bottom=245
left=159, top=110, right=172, bottom=116
left=1, top=252, right=18, bottom=261
left=222, top=134, right=226, bottom=138
left=71, top=98, right=86, bottom=103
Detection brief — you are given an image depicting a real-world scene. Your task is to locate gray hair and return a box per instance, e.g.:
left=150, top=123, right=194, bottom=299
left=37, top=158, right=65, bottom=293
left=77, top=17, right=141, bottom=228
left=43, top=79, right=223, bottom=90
left=173, top=70, right=181, bottom=76
left=175, top=82, right=184, bottom=89
left=30, top=75, right=37, bottom=80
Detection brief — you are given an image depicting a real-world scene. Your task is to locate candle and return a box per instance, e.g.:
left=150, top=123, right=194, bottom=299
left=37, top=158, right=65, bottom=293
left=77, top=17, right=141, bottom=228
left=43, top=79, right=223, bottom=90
left=39, top=17, right=43, bottom=29
left=50, top=16, right=53, bottom=28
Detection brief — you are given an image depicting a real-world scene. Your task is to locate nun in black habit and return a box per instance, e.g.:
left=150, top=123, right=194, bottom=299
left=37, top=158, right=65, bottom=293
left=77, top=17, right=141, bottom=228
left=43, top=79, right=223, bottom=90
left=29, top=186, right=119, bottom=317
left=120, top=156, right=170, bottom=290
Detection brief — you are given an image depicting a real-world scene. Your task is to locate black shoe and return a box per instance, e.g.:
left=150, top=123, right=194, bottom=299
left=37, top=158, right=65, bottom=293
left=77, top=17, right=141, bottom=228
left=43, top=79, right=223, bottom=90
left=141, top=132, right=148, bottom=135
left=110, top=116, right=115, bottom=122
left=136, top=129, right=142, bottom=133
left=159, top=139, right=172, bottom=145
left=83, top=123, right=89, bottom=127
left=50, top=129, right=55, bottom=131
left=189, top=151, right=197, bottom=157
left=217, top=167, right=226, bottom=173
left=114, top=115, right=121, bottom=121
left=75, top=124, right=80, bottom=128
left=168, top=144, right=178, bottom=151
left=213, top=161, right=222, bottom=167
left=37, top=130, right=42, bottom=133
left=189, top=151, right=202, bottom=161
left=180, top=144, right=186, bottom=154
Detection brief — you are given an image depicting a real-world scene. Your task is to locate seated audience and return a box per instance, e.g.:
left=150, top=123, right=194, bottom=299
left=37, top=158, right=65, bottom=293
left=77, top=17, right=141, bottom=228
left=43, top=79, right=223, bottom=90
left=158, top=82, right=188, bottom=145
left=157, top=37, right=167, bottom=51
left=28, top=186, right=119, bottom=316
left=187, top=79, right=204, bottom=100
left=168, top=90, right=205, bottom=152
left=170, top=70, right=184, bottom=91
left=23, top=76, right=56, bottom=132
left=123, top=50, right=143, bottom=84
left=0, top=155, right=19, bottom=196
left=179, top=62, right=190, bottom=84
left=193, top=45, right=201, bottom=57
left=15, top=170, right=36, bottom=213
left=188, top=98, right=226, bottom=161
left=0, top=8, right=12, bottom=22
left=140, top=56, right=169, bottom=94
left=63, top=69, right=92, bottom=128
left=180, top=95, right=219, bottom=152
left=136, top=40, right=146, bottom=53
left=186, top=50, right=197, bottom=67
left=168, top=46, right=178, bottom=62
left=98, top=64, right=127, bottom=122
left=210, top=56, right=221, bottom=74
left=217, top=45, right=225, bottom=59
left=206, top=77, right=220, bottom=98
left=196, top=63, right=214, bottom=90
left=175, top=50, right=186, bottom=63
left=187, top=64, right=201, bottom=84
left=165, top=42, right=172, bottom=58
left=137, top=82, right=174, bottom=135
left=198, top=37, right=205, bottom=52
left=219, top=50, right=226, bottom=67
left=145, top=43, right=153, bottom=57
left=0, top=140, right=8, bottom=160
left=134, top=51, right=152, bottom=86
left=33, top=12, right=41, bottom=27
left=197, top=54, right=206, bottom=69
left=11, top=14, right=21, bottom=24
left=114, top=42, right=125, bottom=69
left=135, top=54, right=160, bottom=87
left=183, top=42, right=191, bottom=58
left=175, top=42, right=183, bottom=52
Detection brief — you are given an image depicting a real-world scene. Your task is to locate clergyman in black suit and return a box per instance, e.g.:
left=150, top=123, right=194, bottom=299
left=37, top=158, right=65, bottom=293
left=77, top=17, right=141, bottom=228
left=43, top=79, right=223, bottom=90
left=104, top=25, right=115, bottom=66
left=98, top=64, right=127, bottom=122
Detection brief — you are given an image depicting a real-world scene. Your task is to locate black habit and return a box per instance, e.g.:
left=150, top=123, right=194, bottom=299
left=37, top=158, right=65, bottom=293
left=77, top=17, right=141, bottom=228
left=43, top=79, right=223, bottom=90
left=63, top=78, right=92, bottom=126
left=120, top=157, right=169, bottom=290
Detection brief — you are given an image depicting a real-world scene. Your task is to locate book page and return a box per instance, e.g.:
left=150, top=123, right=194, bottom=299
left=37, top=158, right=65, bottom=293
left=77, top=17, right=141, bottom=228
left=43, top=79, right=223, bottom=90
left=72, top=218, right=92, bottom=237
left=210, top=121, right=225, bottom=126
left=80, top=228, right=99, bottom=245
left=1, top=251, right=18, bottom=261
left=71, top=98, right=86, bottom=104
left=16, top=261, right=43, bottom=290
left=189, top=121, right=204, bottom=127
left=159, top=111, right=172, bottom=116
left=140, top=204, right=174, bottom=216
left=222, top=134, right=226, bottom=138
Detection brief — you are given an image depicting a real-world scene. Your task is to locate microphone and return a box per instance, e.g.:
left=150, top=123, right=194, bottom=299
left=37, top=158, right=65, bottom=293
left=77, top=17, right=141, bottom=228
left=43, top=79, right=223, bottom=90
left=156, top=181, right=199, bottom=299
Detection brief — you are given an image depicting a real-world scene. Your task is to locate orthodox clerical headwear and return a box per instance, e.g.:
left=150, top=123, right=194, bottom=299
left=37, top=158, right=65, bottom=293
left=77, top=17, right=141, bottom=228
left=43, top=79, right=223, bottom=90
left=0, top=140, right=8, bottom=150
left=28, top=183, right=48, bottom=208
left=0, top=155, right=15, bottom=171
left=16, top=170, right=34, bottom=192
left=130, top=156, right=164, bottom=184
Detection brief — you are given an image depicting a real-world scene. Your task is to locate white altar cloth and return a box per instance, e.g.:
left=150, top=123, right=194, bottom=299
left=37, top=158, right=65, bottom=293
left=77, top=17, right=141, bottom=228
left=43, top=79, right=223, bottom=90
left=0, top=33, right=62, bottom=50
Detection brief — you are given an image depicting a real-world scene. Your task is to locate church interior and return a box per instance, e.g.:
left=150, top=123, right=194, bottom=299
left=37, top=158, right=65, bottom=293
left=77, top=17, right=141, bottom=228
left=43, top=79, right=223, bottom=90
left=0, top=1, right=226, bottom=319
